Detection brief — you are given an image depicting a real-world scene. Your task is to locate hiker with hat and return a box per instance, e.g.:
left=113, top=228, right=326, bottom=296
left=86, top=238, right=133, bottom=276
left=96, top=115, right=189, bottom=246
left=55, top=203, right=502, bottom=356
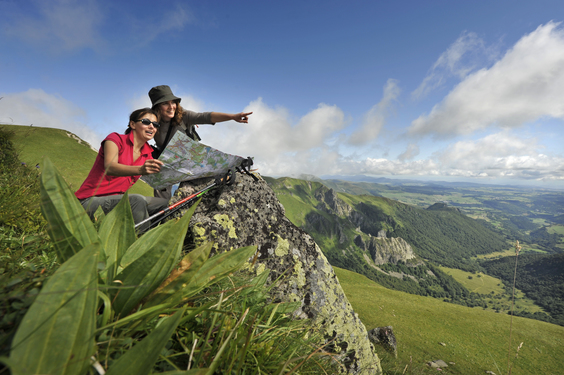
left=149, top=85, right=252, bottom=200
left=75, top=108, right=169, bottom=232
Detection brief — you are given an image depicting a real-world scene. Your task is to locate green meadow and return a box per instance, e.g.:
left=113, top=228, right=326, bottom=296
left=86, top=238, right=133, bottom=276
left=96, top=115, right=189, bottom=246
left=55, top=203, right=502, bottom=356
left=335, top=266, right=564, bottom=375
left=438, top=266, right=544, bottom=315
left=2, top=125, right=153, bottom=195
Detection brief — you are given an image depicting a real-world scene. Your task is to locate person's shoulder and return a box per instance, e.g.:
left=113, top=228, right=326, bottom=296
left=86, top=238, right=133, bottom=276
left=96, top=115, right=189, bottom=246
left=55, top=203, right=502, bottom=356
left=104, top=132, right=127, bottom=147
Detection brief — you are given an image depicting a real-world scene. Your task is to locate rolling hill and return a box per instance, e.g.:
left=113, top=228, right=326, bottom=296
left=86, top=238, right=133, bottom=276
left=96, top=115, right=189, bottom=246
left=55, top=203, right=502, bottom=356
left=1, top=124, right=152, bottom=195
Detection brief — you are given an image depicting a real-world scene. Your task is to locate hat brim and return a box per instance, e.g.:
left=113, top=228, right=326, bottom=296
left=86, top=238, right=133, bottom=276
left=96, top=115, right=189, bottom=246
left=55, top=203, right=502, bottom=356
left=152, top=94, right=181, bottom=108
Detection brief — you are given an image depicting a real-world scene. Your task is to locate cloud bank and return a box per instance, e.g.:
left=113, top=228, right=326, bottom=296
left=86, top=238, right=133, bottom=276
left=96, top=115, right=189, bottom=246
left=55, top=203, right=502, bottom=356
left=409, top=21, right=564, bottom=138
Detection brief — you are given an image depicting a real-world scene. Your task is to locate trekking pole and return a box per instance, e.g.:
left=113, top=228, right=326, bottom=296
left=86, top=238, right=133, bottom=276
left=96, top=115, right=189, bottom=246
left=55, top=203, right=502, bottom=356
left=135, top=182, right=217, bottom=230
left=135, top=169, right=236, bottom=231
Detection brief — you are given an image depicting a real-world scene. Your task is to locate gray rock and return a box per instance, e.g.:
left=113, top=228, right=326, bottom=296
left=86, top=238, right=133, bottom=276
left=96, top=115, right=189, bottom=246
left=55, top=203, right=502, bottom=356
left=367, top=326, right=397, bottom=358
left=173, top=174, right=382, bottom=374
left=427, top=359, right=448, bottom=368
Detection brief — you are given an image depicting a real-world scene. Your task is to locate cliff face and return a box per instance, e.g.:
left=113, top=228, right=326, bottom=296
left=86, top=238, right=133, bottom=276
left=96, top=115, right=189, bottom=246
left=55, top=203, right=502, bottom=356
left=306, top=185, right=417, bottom=266
left=354, top=234, right=417, bottom=265
left=173, top=174, right=382, bottom=374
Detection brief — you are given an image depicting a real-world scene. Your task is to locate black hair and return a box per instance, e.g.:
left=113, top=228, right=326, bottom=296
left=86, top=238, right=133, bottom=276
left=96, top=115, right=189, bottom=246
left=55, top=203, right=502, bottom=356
left=125, top=108, right=159, bottom=134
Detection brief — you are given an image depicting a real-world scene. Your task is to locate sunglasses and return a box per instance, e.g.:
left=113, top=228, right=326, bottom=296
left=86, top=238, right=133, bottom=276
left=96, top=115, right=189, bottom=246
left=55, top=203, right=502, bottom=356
left=136, top=118, right=161, bottom=128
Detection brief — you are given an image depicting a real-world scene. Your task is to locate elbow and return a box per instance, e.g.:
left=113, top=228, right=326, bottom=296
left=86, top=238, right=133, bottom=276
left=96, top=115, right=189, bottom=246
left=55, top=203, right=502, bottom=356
left=104, top=164, right=118, bottom=176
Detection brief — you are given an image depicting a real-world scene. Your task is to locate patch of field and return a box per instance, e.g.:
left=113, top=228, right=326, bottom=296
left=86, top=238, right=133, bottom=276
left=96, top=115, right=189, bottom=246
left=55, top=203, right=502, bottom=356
left=439, top=267, right=503, bottom=295
left=547, top=224, right=564, bottom=235
left=336, top=266, right=564, bottom=375
left=439, top=266, right=544, bottom=314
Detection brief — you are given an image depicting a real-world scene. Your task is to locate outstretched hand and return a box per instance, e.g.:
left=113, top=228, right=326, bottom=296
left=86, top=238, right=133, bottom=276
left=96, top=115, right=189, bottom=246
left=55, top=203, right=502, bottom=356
left=233, top=112, right=253, bottom=123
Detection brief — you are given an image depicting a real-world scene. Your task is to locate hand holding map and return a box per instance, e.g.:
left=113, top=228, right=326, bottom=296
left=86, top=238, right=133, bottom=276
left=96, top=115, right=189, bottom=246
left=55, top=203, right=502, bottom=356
left=141, top=131, right=251, bottom=190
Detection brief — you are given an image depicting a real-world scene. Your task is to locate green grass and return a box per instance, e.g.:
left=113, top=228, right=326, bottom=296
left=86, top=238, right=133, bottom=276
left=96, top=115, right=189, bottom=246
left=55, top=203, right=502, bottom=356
left=438, top=266, right=543, bottom=315
left=2, top=125, right=153, bottom=196
left=335, top=266, right=564, bottom=375
left=547, top=224, right=564, bottom=235
left=438, top=267, right=503, bottom=295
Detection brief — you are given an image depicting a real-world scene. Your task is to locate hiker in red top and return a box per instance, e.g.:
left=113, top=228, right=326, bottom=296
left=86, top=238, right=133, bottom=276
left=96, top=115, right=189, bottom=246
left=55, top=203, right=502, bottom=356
left=75, top=108, right=169, bottom=232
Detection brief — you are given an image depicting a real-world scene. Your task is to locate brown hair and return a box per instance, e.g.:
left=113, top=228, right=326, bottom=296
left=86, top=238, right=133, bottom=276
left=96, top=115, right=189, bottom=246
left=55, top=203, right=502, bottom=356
left=125, top=108, right=158, bottom=134
left=156, top=100, right=185, bottom=127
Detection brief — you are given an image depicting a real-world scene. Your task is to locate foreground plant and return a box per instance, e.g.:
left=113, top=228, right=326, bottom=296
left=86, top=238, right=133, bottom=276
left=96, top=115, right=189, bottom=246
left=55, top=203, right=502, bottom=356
left=1, top=158, right=335, bottom=374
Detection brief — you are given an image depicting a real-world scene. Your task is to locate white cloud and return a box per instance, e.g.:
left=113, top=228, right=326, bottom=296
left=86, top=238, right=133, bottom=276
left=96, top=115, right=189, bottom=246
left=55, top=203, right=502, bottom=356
left=1, top=1, right=195, bottom=54
left=409, top=21, right=564, bottom=138
left=434, top=132, right=564, bottom=181
left=398, top=143, right=420, bottom=161
left=124, top=3, right=195, bottom=47
left=197, top=98, right=346, bottom=176
left=348, top=79, right=400, bottom=146
left=412, top=31, right=496, bottom=99
left=0, top=89, right=102, bottom=148
left=2, top=0, right=105, bottom=53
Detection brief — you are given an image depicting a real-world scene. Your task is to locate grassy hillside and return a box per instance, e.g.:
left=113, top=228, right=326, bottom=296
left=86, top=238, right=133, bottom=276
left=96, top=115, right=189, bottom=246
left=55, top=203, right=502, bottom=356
left=335, top=266, right=564, bottom=375
left=1, top=125, right=152, bottom=195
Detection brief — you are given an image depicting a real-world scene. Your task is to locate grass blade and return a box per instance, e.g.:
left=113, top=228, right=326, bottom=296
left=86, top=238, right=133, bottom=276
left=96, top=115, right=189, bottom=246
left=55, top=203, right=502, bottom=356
left=105, top=307, right=186, bottom=375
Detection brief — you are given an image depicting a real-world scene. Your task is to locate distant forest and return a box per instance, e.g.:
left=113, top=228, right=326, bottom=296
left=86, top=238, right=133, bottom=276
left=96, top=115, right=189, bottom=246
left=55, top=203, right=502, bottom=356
left=481, top=253, right=564, bottom=326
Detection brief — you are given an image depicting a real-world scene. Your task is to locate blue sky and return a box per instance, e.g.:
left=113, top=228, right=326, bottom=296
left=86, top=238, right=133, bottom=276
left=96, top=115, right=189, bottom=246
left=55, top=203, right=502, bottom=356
left=2, top=0, right=564, bottom=187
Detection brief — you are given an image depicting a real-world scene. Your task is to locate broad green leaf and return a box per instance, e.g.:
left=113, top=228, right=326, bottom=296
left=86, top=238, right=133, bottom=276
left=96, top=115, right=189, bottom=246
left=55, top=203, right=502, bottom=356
left=144, top=241, right=213, bottom=308
left=105, top=307, right=186, bottom=375
left=99, top=192, right=136, bottom=283
left=10, top=244, right=99, bottom=375
left=152, top=245, right=258, bottom=308
left=0, top=356, right=24, bottom=375
left=119, top=199, right=199, bottom=269
left=159, top=370, right=209, bottom=374
left=112, top=210, right=193, bottom=316
left=40, top=157, right=99, bottom=262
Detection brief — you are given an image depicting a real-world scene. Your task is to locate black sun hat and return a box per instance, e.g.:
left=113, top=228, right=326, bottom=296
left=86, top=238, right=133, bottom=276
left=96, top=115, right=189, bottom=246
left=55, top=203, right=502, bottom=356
left=148, top=85, right=181, bottom=108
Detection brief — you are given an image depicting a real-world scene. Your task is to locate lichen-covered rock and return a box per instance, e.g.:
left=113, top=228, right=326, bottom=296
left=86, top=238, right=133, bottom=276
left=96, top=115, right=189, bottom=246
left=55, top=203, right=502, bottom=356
left=173, top=173, right=382, bottom=374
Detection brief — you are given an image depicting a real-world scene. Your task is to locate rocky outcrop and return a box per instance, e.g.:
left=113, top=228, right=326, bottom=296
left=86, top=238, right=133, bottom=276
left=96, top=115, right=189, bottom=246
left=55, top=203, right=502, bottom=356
left=173, top=174, right=382, bottom=374
left=315, top=186, right=352, bottom=216
left=367, top=326, right=397, bottom=358
left=354, top=235, right=417, bottom=265
left=304, top=212, right=348, bottom=244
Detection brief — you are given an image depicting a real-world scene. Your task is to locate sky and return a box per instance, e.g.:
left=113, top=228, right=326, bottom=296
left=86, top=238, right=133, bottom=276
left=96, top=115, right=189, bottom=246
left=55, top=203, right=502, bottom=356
left=2, top=0, right=564, bottom=188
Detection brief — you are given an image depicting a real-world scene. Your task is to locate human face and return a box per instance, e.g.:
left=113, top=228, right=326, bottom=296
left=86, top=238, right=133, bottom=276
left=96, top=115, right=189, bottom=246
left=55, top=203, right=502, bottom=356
left=158, top=100, right=177, bottom=121
left=130, top=113, right=158, bottom=142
